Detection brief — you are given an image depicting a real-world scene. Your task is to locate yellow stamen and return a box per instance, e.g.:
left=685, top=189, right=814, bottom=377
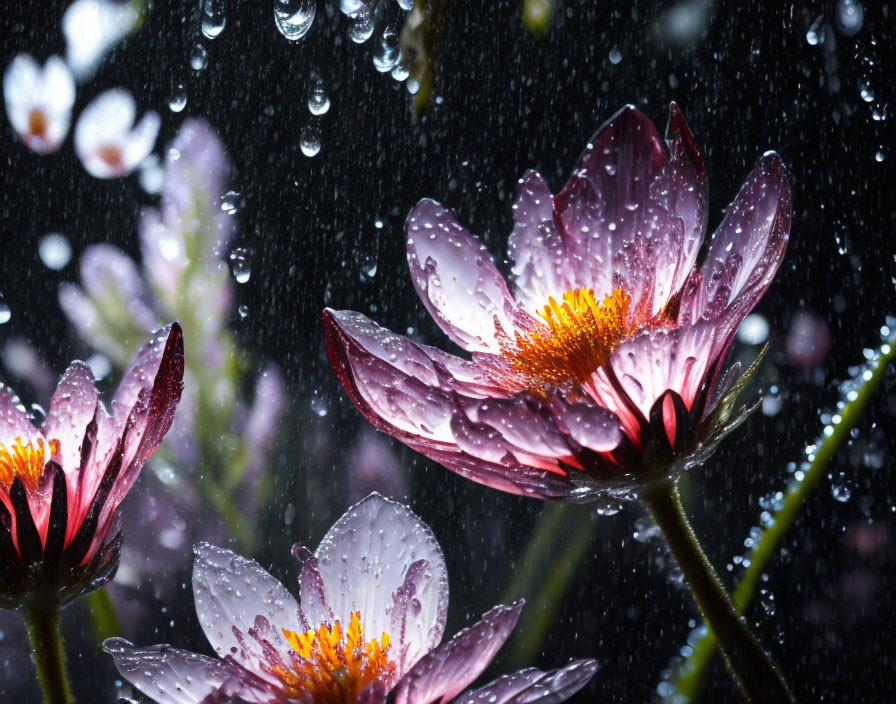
left=27, top=108, right=47, bottom=140
left=0, top=437, right=58, bottom=491
left=507, top=288, right=632, bottom=387
left=274, top=611, right=394, bottom=703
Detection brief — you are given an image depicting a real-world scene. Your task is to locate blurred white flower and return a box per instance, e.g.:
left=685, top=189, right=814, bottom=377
left=3, top=54, right=75, bottom=154
left=74, top=89, right=160, bottom=178
left=63, top=0, right=139, bottom=80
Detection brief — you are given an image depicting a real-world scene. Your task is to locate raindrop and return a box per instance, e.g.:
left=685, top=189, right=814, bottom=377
left=608, top=48, right=622, bottom=64
left=191, top=42, right=209, bottom=71
left=347, top=9, right=374, bottom=43
left=220, top=190, right=241, bottom=214
left=38, top=233, right=72, bottom=270
left=274, top=0, right=316, bottom=41
left=805, top=15, right=824, bottom=45
left=361, top=253, right=378, bottom=278
left=373, top=28, right=400, bottom=72
left=834, top=0, right=863, bottom=37
left=310, top=388, right=328, bottom=416
left=395, top=0, right=413, bottom=9
left=829, top=471, right=853, bottom=502
left=200, top=0, right=227, bottom=39
left=228, top=248, right=251, bottom=283
left=759, top=589, right=776, bottom=616
left=307, top=81, right=330, bottom=115
left=874, top=149, right=885, bottom=162
left=300, top=121, right=322, bottom=157
left=168, top=84, right=188, bottom=113
left=737, top=313, right=769, bottom=345
left=238, top=304, right=249, bottom=319
left=0, top=296, right=10, bottom=325
left=859, top=81, right=874, bottom=103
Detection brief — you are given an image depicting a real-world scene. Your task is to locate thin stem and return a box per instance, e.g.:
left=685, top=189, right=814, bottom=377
left=641, top=479, right=795, bottom=703
left=24, top=601, right=75, bottom=704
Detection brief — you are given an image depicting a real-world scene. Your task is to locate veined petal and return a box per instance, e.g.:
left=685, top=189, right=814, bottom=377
left=407, top=199, right=522, bottom=353
left=454, top=659, right=598, bottom=704
left=191, top=543, right=303, bottom=669
left=554, top=104, right=707, bottom=318
left=310, top=493, right=448, bottom=675
left=0, top=385, right=41, bottom=449
left=103, top=637, right=249, bottom=704
left=323, top=309, right=581, bottom=499
left=42, top=361, right=98, bottom=478
left=390, top=601, right=523, bottom=704
left=698, top=152, right=791, bottom=323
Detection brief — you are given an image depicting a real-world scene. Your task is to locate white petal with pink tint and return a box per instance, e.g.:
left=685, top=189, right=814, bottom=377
left=309, top=493, right=449, bottom=673
left=192, top=543, right=303, bottom=667
left=41, top=361, right=98, bottom=478
left=75, top=89, right=160, bottom=178
left=3, top=54, right=75, bottom=154
left=407, top=199, right=523, bottom=353
left=63, top=0, right=138, bottom=80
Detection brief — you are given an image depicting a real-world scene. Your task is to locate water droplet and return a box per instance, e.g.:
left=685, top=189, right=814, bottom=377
left=737, top=313, right=769, bottom=345
left=191, top=42, right=209, bottom=71
left=0, top=296, right=10, bottom=325
left=238, top=304, right=249, bottom=319
left=347, top=8, right=374, bottom=43
left=228, top=248, right=251, bottom=283
left=168, top=84, right=188, bottom=113
left=38, top=233, right=72, bottom=270
left=274, top=0, right=316, bottom=40
left=834, top=0, right=863, bottom=37
left=200, top=0, right=227, bottom=39
left=759, top=589, right=776, bottom=616
left=220, top=190, right=241, bottom=214
left=87, top=353, right=111, bottom=380
left=300, top=121, right=322, bottom=157
left=391, top=61, right=409, bottom=82
left=395, top=0, right=413, bottom=10
left=373, top=28, right=400, bottom=72
left=310, top=388, right=328, bottom=416
left=608, top=48, right=622, bottom=64
left=307, top=81, right=330, bottom=115
left=875, top=148, right=885, bottom=162
left=806, top=15, right=824, bottom=45
left=829, top=471, right=853, bottom=502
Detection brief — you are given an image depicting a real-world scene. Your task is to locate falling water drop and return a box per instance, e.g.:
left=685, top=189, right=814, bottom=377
left=168, top=84, right=188, bottom=113
left=875, top=148, right=885, bottom=162
left=228, top=248, right=251, bottom=283
left=834, top=0, right=863, bottom=37
left=373, top=28, right=400, bottom=72
left=829, top=471, right=854, bottom=502
left=274, top=0, right=316, bottom=40
left=0, top=295, right=10, bottom=325
left=347, top=9, right=374, bottom=43
left=191, top=42, right=209, bottom=71
left=307, top=80, right=330, bottom=115
left=608, top=48, right=622, bottom=64
left=805, top=15, right=824, bottom=45
left=220, top=190, right=242, bottom=214
left=310, top=389, right=329, bottom=416
left=300, top=121, right=322, bottom=157
left=200, top=0, right=227, bottom=39
left=38, top=233, right=72, bottom=270
left=395, top=0, right=413, bottom=9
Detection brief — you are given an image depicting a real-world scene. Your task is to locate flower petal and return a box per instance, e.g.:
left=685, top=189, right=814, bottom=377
left=390, top=601, right=523, bottom=704
left=554, top=104, right=707, bottom=317
left=103, top=637, right=246, bottom=704
left=42, top=361, right=98, bottom=476
left=454, top=660, right=598, bottom=704
left=191, top=543, right=302, bottom=668
left=406, top=198, right=522, bottom=353
left=698, top=152, right=791, bottom=326
left=310, top=493, right=448, bottom=673
left=323, top=309, right=581, bottom=499
left=0, top=385, right=40, bottom=448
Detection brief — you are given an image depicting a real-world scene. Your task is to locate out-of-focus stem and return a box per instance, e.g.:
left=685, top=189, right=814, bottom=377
left=670, top=329, right=896, bottom=701
left=641, top=479, right=796, bottom=703
left=24, top=601, right=74, bottom=704
left=86, top=588, right=120, bottom=645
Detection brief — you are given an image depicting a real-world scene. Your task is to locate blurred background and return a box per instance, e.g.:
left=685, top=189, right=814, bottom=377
left=1, top=1, right=894, bottom=701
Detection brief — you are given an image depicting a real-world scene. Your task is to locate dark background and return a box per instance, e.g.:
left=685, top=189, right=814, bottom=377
left=1, top=1, right=895, bottom=702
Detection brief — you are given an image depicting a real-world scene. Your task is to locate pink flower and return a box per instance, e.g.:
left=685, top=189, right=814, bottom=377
left=323, top=104, right=791, bottom=501
left=0, top=324, right=183, bottom=607
left=105, top=494, right=597, bottom=704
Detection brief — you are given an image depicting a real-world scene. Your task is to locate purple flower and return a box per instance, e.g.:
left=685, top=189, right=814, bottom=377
left=105, top=494, right=596, bottom=703
left=0, top=324, right=183, bottom=607
left=324, top=104, right=791, bottom=501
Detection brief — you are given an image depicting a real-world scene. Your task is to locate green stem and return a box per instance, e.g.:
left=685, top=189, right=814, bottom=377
left=641, top=479, right=795, bottom=703
left=24, top=601, right=75, bottom=704
left=86, top=588, right=121, bottom=645
left=670, top=328, right=896, bottom=700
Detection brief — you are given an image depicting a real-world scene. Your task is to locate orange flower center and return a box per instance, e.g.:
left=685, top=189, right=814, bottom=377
left=97, top=145, right=124, bottom=168
left=27, top=108, right=48, bottom=139
left=0, top=437, right=58, bottom=491
left=274, top=611, right=395, bottom=703
left=506, top=288, right=632, bottom=386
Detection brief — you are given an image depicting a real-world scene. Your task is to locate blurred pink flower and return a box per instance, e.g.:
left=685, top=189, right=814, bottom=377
left=74, top=89, right=160, bottom=178
left=345, top=426, right=409, bottom=504
left=106, top=494, right=596, bottom=704
left=324, top=104, right=791, bottom=501
left=0, top=324, right=183, bottom=607
left=3, top=54, right=75, bottom=154
left=786, top=309, right=831, bottom=369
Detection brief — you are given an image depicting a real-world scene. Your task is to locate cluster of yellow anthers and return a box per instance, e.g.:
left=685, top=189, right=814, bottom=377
left=275, top=611, right=395, bottom=703
left=0, top=437, right=58, bottom=491
left=507, top=287, right=633, bottom=387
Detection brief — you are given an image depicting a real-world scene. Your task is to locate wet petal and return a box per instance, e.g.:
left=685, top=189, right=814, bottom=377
left=546, top=397, right=622, bottom=453
left=455, top=660, right=598, bottom=704
left=390, top=601, right=523, bottom=704
left=554, top=104, right=707, bottom=317
left=698, top=152, right=791, bottom=323
left=191, top=543, right=302, bottom=668
left=309, top=493, right=448, bottom=672
left=42, top=361, right=98, bottom=476
left=323, top=309, right=580, bottom=499
left=103, top=637, right=245, bottom=704
left=0, top=385, right=41, bottom=448
left=406, top=198, right=521, bottom=353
